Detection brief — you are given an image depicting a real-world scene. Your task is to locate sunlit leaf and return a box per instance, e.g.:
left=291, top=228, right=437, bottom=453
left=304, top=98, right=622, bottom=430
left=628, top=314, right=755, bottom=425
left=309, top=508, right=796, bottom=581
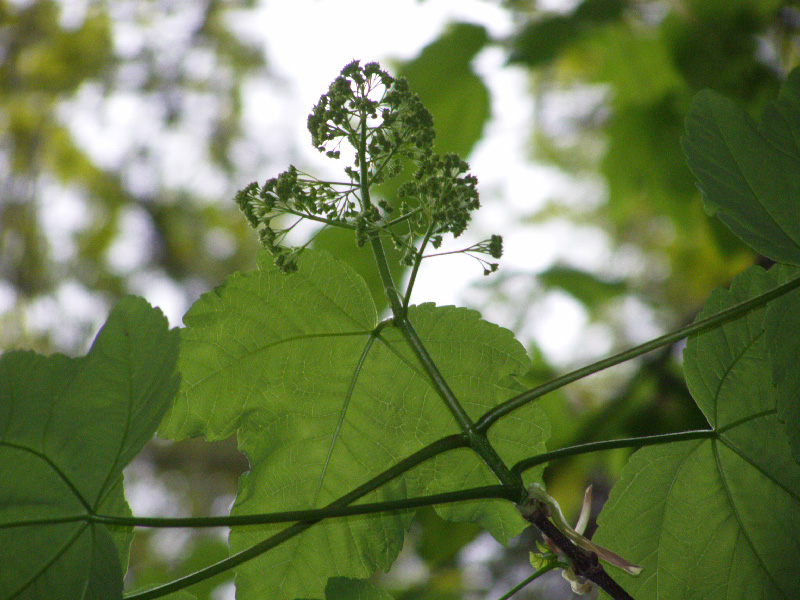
left=593, top=265, right=800, bottom=599
left=162, top=249, right=546, bottom=599
left=0, top=297, right=179, bottom=600
left=311, top=226, right=404, bottom=315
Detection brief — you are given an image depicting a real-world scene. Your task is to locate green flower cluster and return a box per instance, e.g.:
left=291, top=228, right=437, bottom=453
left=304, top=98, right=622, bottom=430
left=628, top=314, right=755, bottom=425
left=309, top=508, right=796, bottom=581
left=235, top=60, right=502, bottom=276
left=307, top=60, right=434, bottom=175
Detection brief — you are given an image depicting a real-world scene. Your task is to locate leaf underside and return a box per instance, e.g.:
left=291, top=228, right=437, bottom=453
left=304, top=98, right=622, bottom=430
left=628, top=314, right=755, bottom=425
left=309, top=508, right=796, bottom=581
left=0, top=297, right=179, bottom=600
left=683, top=68, right=800, bottom=264
left=594, top=265, right=800, bottom=600
left=764, top=267, right=800, bottom=463
left=160, top=249, right=549, bottom=600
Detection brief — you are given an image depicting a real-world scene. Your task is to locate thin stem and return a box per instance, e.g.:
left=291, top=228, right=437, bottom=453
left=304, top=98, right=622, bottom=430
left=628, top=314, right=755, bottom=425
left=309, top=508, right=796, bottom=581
left=17, top=432, right=715, bottom=532
left=423, top=249, right=468, bottom=258
left=291, top=171, right=356, bottom=187
left=371, top=233, right=524, bottom=497
left=370, top=231, right=475, bottom=435
left=282, top=208, right=357, bottom=229
left=119, top=430, right=715, bottom=597
left=512, top=429, right=716, bottom=475
left=385, top=206, right=422, bottom=228
left=25, top=433, right=716, bottom=532
left=370, top=234, right=405, bottom=315
left=476, top=274, right=800, bottom=432
left=124, top=434, right=467, bottom=599
left=393, top=314, right=475, bottom=432
left=93, top=486, right=512, bottom=530
left=358, top=110, right=373, bottom=210
left=130, top=521, right=318, bottom=600
left=357, top=109, right=406, bottom=317
left=496, top=561, right=561, bottom=600
left=403, top=225, right=434, bottom=309
left=368, top=129, right=405, bottom=183
left=358, top=109, right=522, bottom=496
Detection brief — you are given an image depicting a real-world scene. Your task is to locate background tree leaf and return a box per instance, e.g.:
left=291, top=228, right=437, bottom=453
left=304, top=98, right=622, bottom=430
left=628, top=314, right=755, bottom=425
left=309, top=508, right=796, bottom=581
left=537, top=265, right=626, bottom=309
left=161, top=249, right=546, bottom=599
left=0, top=296, right=179, bottom=599
left=0, top=0, right=266, bottom=354
left=508, top=0, right=625, bottom=68
left=683, top=68, right=800, bottom=264
left=398, top=22, right=490, bottom=158
left=593, top=265, right=800, bottom=599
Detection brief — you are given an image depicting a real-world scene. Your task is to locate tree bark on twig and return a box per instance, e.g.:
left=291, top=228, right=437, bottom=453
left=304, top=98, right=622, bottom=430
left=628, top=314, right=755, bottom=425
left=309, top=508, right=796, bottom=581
left=523, top=506, right=635, bottom=600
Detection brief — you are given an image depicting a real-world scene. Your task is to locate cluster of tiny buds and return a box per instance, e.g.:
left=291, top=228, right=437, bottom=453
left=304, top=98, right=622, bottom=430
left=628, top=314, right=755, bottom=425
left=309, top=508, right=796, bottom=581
left=235, top=59, right=502, bottom=276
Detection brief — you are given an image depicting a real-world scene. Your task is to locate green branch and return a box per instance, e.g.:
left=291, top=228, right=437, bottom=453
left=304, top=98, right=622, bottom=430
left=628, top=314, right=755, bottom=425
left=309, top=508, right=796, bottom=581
left=124, top=434, right=467, bottom=599
left=402, top=225, right=434, bottom=309
left=15, top=432, right=717, bottom=533
left=391, top=311, right=475, bottom=432
left=371, top=231, right=524, bottom=497
left=384, top=205, right=422, bottom=228
left=476, top=274, right=800, bottom=432
left=124, top=258, right=795, bottom=600
left=370, top=234, right=405, bottom=316
left=282, top=207, right=357, bottom=229
left=94, top=485, right=513, bottom=530
left=512, top=429, right=716, bottom=475
left=495, top=561, right=562, bottom=600
left=356, top=96, right=523, bottom=496
left=129, top=424, right=704, bottom=599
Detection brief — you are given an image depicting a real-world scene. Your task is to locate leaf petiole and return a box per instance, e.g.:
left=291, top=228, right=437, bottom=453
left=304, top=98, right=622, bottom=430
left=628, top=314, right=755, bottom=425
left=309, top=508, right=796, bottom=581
left=476, top=273, right=800, bottom=432
left=495, top=560, right=561, bottom=600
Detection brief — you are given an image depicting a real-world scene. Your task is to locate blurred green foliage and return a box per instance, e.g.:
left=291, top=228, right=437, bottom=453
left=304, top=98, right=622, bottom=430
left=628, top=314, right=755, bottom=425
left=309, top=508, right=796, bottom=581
left=0, top=0, right=264, bottom=352
left=510, top=0, right=790, bottom=308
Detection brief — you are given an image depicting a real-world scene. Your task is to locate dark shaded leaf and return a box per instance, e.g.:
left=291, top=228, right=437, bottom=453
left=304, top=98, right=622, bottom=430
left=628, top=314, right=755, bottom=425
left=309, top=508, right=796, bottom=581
left=683, top=68, right=800, bottom=264
left=594, top=266, right=800, bottom=600
left=399, top=23, right=490, bottom=157
left=0, top=297, right=179, bottom=599
left=508, top=0, right=625, bottom=67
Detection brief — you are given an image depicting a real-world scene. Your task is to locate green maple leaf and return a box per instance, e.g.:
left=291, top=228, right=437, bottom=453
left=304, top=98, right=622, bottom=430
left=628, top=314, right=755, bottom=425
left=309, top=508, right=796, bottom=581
left=160, top=249, right=548, bottom=600
left=683, top=66, right=800, bottom=264
left=593, top=265, right=800, bottom=600
left=0, top=296, right=179, bottom=600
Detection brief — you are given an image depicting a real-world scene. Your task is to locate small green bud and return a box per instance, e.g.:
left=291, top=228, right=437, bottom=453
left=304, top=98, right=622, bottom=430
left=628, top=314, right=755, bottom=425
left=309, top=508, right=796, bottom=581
left=488, top=235, right=503, bottom=259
